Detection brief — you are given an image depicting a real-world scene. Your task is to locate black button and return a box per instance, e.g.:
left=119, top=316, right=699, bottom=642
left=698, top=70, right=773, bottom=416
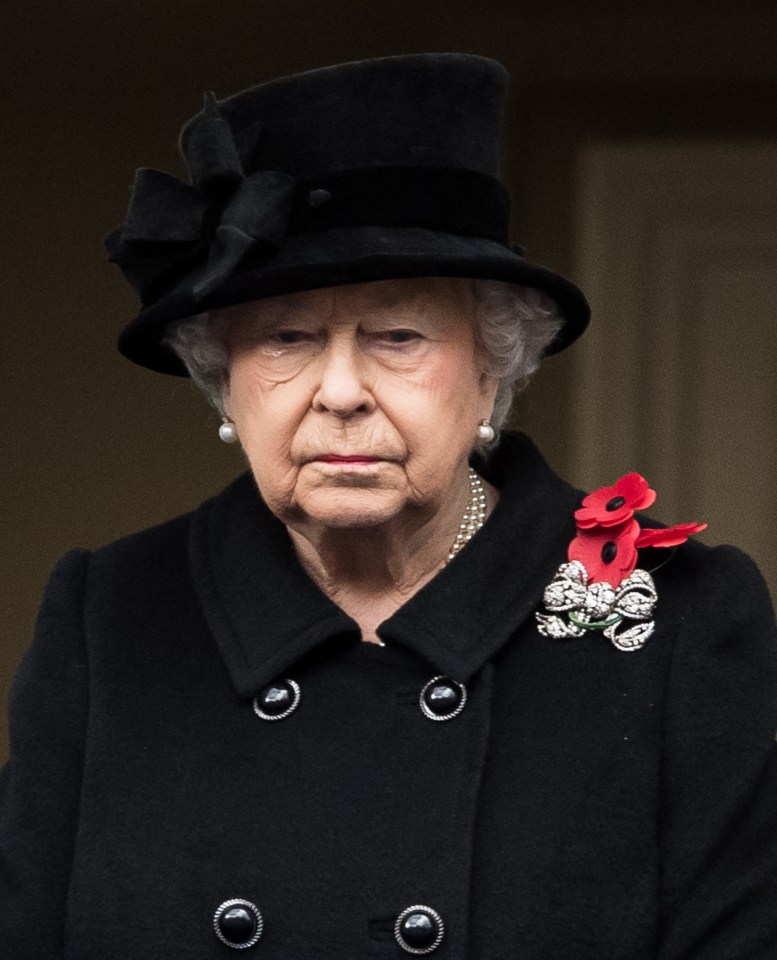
left=213, top=899, right=263, bottom=948
left=420, top=676, right=466, bottom=721
left=253, top=679, right=300, bottom=721
left=395, top=905, right=444, bottom=954
left=308, top=187, right=332, bottom=208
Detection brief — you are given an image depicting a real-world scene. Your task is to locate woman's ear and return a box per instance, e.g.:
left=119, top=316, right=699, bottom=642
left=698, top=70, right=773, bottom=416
left=479, top=372, right=499, bottom=407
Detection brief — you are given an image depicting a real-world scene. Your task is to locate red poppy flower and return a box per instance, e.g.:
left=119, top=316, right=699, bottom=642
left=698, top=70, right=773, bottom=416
left=574, top=473, right=656, bottom=529
left=568, top=518, right=640, bottom=586
left=635, top=522, right=707, bottom=549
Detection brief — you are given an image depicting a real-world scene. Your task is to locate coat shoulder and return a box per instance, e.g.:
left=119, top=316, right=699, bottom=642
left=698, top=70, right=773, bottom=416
left=86, top=472, right=255, bottom=581
left=652, top=535, right=776, bottom=628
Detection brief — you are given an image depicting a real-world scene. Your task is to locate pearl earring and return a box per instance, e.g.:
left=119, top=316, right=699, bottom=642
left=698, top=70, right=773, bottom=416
left=218, top=419, right=238, bottom=444
left=477, top=419, right=495, bottom=443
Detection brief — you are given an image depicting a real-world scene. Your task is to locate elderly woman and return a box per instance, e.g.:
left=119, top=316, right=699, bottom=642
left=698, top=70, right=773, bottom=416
left=1, top=54, right=776, bottom=959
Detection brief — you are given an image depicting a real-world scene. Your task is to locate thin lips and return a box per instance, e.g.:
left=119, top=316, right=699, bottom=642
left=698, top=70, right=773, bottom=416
left=314, top=454, right=382, bottom=462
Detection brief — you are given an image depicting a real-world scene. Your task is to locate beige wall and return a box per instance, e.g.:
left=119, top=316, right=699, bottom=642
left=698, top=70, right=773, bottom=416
left=3, top=1, right=777, bottom=760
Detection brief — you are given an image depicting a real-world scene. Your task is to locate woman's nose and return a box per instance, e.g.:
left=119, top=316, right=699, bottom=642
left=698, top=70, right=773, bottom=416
left=311, top=335, right=375, bottom=417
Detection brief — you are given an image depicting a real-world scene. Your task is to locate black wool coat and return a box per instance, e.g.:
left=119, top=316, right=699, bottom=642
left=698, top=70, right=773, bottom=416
left=2, top=433, right=777, bottom=959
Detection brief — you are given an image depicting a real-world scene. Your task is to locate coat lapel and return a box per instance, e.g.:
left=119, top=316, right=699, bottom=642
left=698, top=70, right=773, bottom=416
left=380, top=433, right=581, bottom=680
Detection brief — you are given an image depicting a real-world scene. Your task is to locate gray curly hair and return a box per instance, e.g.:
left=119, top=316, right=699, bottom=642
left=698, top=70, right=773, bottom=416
left=164, top=279, right=563, bottom=437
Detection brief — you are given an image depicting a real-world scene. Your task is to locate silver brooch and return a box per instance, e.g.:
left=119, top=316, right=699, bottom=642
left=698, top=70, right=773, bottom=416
left=536, top=560, right=657, bottom=651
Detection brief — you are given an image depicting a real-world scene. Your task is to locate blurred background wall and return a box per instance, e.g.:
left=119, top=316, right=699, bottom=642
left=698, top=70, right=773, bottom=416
left=2, top=0, right=776, bottom=760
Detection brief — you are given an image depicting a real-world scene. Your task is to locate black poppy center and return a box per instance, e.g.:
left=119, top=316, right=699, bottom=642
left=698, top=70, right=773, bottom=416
left=605, top=495, right=626, bottom=511
left=601, top=541, right=618, bottom=564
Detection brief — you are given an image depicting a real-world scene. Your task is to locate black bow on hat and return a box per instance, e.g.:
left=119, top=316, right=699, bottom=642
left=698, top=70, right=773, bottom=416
left=107, top=95, right=297, bottom=303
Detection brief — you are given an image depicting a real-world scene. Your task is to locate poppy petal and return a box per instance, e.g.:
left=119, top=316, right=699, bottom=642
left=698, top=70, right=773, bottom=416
left=635, top=522, right=707, bottom=549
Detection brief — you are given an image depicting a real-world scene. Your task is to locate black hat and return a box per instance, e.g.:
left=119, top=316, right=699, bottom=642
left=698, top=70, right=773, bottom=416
left=107, top=53, right=590, bottom=376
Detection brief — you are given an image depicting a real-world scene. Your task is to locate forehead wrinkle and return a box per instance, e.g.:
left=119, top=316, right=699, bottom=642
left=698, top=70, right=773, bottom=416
left=333, top=279, right=438, bottom=311
left=274, top=288, right=337, bottom=320
left=230, top=290, right=338, bottom=333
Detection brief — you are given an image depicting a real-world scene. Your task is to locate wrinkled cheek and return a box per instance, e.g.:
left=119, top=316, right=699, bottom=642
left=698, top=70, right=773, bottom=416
left=236, top=424, right=299, bottom=509
left=251, top=458, right=302, bottom=518
left=239, top=392, right=310, bottom=461
left=424, top=362, right=481, bottom=405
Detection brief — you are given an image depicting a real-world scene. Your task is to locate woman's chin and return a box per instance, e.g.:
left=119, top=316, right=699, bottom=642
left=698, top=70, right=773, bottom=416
left=294, top=488, right=413, bottom=531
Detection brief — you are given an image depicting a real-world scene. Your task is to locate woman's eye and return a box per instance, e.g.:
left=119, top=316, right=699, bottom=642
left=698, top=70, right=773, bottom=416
left=274, top=330, right=311, bottom=344
left=252, top=328, right=319, bottom=362
left=379, top=329, right=421, bottom=344
left=256, top=329, right=317, bottom=351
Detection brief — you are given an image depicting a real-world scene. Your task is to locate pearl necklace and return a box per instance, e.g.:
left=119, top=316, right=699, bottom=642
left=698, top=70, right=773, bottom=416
left=444, top=468, right=488, bottom=565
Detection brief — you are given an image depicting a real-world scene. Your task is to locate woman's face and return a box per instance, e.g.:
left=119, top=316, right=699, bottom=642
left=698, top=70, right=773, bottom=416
left=223, top=278, right=497, bottom=531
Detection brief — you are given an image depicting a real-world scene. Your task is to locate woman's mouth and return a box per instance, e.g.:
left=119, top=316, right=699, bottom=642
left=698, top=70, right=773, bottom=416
left=315, top=455, right=382, bottom=465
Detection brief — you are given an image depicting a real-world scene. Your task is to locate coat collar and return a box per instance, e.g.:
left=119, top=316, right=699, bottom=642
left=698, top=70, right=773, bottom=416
left=189, top=432, right=581, bottom=697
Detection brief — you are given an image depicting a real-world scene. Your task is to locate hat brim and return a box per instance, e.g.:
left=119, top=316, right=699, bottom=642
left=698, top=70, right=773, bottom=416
left=117, top=226, right=590, bottom=375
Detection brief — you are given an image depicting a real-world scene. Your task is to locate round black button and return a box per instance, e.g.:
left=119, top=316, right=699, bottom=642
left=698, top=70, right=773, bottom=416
left=308, top=187, right=332, bottom=208
left=420, top=676, right=466, bottom=721
left=213, top=899, right=263, bottom=949
left=253, top=679, right=300, bottom=721
left=395, top=905, right=444, bottom=954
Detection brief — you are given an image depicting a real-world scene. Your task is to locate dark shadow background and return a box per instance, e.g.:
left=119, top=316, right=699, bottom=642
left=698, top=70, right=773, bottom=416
left=3, top=0, right=777, bottom=759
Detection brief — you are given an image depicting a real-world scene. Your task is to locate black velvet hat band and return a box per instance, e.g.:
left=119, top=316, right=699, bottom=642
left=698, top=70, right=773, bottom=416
left=290, top=168, right=510, bottom=243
